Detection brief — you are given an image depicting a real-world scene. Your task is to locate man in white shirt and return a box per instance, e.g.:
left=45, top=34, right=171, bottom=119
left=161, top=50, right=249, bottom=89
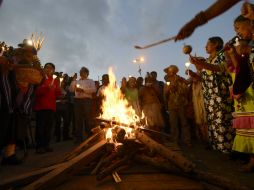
left=69, top=67, right=96, bottom=143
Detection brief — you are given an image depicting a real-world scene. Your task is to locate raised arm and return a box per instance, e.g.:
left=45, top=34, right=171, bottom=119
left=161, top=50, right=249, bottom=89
left=175, top=0, right=240, bottom=41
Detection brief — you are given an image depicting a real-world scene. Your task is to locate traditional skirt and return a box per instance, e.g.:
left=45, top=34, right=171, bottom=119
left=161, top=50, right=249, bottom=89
left=232, top=112, right=254, bottom=154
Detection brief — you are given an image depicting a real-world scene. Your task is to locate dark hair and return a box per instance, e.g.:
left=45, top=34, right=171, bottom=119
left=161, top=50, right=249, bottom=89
left=234, top=15, right=250, bottom=24
left=150, top=71, right=157, bottom=77
left=208, top=36, right=224, bottom=51
left=80, top=67, right=89, bottom=75
left=44, top=62, right=55, bottom=70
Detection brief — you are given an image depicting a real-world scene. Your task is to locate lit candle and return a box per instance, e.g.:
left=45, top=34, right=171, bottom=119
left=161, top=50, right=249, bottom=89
left=76, top=84, right=80, bottom=88
left=185, top=62, right=191, bottom=68
left=59, top=77, right=63, bottom=86
left=166, top=81, right=170, bottom=86
left=185, top=62, right=191, bottom=76
left=51, top=74, right=57, bottom=85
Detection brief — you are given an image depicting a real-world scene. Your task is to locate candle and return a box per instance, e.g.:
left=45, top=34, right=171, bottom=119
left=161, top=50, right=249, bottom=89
left=59, top=77, right=63, bottom=86
left=51, top=74, right=57, bottom=85
left=185, top=62, right=191, bottom=76
left=166, top=81, right=170, bottom=86
left=185, top=62, right=191, bottom=68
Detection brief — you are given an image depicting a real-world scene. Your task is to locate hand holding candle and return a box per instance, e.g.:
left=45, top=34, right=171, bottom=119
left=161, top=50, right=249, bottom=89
left=75, top=83, right=83, bottom=93
left=185, top=62, right=191, bottom=76
left=59, top=77, right=63, bottom=86
left=51, top=74, right=57, bottom=86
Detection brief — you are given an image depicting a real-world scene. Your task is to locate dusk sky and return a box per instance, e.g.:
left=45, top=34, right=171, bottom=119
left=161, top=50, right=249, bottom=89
left=0, top=0, right=246, bottom=83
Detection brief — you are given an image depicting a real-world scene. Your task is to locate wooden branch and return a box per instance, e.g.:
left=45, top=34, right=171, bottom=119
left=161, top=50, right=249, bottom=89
left=0, top=163, right=65, bottom=189
left=135, top=130, right=195, bottom=172
left=63, top=130, right=104, bottom=161
left=91, top=151, right=111, bottom=175
left=96, top=141, right=139, bottom=181
left=96, top=152, right=135, bottom=181
left=21, top=140, right=107, bottom=190
left=134, top=36, right=175, bottom=49
left=134, top=154, right=180, bottom=173
left=112, top=171, right=122, bottom=183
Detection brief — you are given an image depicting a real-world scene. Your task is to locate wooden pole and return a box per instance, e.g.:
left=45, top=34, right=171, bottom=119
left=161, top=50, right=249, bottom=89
left=63, top=130, right=104, bottom=161
left=21, top=140, right=107, bottom=190
left=135, top=130, right=195, bottom=172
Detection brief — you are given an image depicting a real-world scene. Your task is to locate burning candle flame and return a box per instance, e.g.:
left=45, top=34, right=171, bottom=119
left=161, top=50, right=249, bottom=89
left=53, top=75, right=57, bottom=79
left=105, top=128, right=113, bottom=142
left=185, top=62, right=191, bottom=68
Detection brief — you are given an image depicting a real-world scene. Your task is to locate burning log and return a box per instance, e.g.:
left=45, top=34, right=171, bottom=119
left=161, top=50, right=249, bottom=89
left=96, top=117, right=131, bottom=128
left=135, top=130, right=195, bottom=172
left=96, top=142, right=139, bottom=181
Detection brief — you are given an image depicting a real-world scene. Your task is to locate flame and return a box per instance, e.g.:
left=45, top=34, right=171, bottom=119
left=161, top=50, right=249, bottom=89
left=100, top=68, right=142, bottom=141
left=105, top=128, right=113, bottom=142
left=100, top=68, right=140, bottom=126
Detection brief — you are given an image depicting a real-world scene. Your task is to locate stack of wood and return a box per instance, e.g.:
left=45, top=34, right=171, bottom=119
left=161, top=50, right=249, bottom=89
left=0, top=119, right=252, bottom=190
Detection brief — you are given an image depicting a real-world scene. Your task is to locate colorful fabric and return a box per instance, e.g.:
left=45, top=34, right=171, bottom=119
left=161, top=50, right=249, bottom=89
left=125, top=87, right=139, bottom=102
left=232, top=129, right=254, bottom=154
left=201, top=52, right=235, bottom=153
left=233, top=116, right=254, bottom=129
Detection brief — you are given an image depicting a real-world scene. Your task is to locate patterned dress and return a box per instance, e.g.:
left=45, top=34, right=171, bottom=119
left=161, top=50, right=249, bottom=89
left=201, top=52, right=235, bottom=153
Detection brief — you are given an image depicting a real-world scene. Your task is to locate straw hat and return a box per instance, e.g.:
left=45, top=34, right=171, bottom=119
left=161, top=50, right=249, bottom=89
left=163, top=65, right=179, bottom=74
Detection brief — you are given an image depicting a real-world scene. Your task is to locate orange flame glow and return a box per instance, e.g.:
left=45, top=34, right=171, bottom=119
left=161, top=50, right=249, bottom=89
left=100, top=68, right=141, bottom=141
left=100, top=68, right=140, bottom=126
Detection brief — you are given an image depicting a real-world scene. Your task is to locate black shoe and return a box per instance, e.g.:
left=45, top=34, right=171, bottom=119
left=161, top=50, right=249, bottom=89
left=1, top=155, right=22, bottom=165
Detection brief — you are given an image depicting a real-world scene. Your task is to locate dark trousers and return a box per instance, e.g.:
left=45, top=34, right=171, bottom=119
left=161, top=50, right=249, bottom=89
left=169, top=107, right=191, bottom=144
left=74, top=98, right=92, bottom=142
left=35, top=110, right=55, bottom=149
left=55, top=102, right=70, bottom=140
left=0, top=111, right=14, bottom=149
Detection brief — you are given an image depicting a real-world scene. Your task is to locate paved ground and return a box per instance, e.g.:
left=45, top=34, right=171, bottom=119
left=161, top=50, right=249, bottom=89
left=1, top=139, right=254, bottom=190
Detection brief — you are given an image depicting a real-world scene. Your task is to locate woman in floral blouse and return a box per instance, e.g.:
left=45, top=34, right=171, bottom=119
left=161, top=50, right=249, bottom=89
left=189, top=36, right=235, bottom=153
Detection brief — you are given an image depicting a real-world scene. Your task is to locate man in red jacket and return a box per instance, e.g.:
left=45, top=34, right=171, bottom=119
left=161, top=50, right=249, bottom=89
left=34, top=62, right=61, bottom=154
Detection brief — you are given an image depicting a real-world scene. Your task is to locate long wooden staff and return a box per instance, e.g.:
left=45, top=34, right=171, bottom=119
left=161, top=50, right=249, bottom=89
left=134, top=36, right=175, bottom=49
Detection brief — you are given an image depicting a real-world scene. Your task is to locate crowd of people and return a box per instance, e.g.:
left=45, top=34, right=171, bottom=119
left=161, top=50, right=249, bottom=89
left=1, top=0, right=254, bottom=175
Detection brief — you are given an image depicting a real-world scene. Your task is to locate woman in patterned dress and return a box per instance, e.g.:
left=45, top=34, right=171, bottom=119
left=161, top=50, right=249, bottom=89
left=189, top=36, right=235, bottom=153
